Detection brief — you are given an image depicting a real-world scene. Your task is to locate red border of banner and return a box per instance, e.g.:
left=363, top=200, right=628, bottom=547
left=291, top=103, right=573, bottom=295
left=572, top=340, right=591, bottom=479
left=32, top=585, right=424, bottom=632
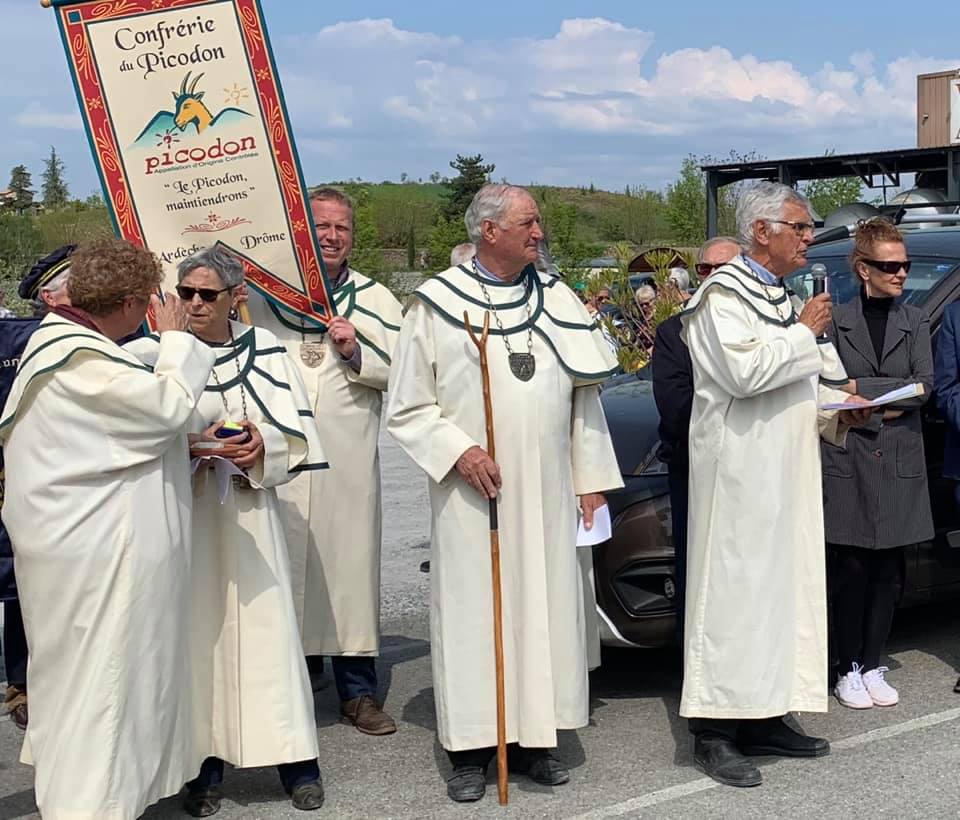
left=56, top=0, right=332, bottom=321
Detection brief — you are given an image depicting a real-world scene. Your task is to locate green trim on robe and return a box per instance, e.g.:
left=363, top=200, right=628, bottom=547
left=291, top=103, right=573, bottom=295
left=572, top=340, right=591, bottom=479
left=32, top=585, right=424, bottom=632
left=409, top=265, right=617, bottom=383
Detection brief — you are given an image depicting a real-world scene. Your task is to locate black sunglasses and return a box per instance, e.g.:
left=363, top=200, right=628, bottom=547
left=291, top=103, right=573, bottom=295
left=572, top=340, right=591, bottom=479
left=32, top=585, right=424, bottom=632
left=695, top=262, right=723, bottom=276
left=863, top=259, right=911, bottom=274
left=176, top=285, right=232, bottom=302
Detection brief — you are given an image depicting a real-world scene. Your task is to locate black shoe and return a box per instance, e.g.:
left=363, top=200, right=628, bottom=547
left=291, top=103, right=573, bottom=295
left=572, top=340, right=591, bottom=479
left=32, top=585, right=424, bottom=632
left=183, top=787, right=222, bottom=817
left=738, top=718, right=830, bottom=758
left=290, top=780, right=325, bottom=811
left=693, top=736, right=762, bottom=788
left=508, top=747, right=570, bottom=786
left=446, top=765, right=486, bottom=802
left=954, top=676, right=960, bottom=694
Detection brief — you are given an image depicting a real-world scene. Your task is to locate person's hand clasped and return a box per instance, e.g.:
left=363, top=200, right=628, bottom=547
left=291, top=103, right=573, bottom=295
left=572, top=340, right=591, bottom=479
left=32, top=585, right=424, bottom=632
left=838, top=394, right=874, bottom=428
left=327, top=316, right=357, bottom=359
left=455, top=445, right=501, bottom=499
left=229, top=421, right=264, bottom=470
left=188, top=421, right=264, bottom=470
left=152, top=293, right=191, bottom=333
left=798, top=293, right=832, bottom=337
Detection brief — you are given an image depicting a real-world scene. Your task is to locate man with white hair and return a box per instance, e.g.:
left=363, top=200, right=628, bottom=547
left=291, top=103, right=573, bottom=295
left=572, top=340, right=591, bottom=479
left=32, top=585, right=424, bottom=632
left=679, top=182, right=870, bottom=788
left=387, top=183, right=622, bottom=803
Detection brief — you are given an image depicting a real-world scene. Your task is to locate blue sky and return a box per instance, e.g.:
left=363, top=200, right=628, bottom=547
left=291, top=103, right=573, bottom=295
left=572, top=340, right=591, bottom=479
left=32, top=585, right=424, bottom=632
left=3, top=0, right=959, bottom=198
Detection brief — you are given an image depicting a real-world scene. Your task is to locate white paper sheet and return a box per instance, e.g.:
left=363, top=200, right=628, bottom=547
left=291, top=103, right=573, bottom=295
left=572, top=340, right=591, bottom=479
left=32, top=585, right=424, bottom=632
left=576, top=504, right=613, bottom=547
left=820, top=382, right=924, bottom=411
left=190, top=455, right=249, bottom=504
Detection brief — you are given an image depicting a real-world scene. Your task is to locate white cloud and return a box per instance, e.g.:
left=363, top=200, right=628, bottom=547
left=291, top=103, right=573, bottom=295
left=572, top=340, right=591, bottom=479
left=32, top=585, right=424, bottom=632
left=3, top=11, right=959, bottom=192
left=274, top=17, right=960, bottom=188
left=14, top=103, right=82, bottom=131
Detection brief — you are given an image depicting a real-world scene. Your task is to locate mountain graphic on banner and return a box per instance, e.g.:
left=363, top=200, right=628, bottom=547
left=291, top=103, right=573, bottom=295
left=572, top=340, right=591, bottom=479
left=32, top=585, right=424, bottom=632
left=131, top=71, right=252, bottom=149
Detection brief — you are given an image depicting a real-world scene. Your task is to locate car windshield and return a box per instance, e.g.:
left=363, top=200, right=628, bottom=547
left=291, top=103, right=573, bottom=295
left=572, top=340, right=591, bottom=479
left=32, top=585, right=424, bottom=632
left=786, top=256, right=960, bottom=305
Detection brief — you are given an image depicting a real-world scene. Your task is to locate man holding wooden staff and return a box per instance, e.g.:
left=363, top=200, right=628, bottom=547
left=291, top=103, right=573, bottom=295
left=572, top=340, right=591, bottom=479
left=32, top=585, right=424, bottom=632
left=386, top=184, right=623, bottom=803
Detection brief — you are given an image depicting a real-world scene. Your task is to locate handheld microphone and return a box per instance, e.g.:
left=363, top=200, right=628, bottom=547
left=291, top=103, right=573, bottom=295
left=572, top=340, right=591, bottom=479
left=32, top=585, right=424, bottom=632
left=811, top=263, right=827, bottom=297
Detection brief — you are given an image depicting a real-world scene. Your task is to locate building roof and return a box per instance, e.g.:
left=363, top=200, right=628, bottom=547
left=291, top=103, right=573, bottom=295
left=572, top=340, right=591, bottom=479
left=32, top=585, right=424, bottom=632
left=701, top=145, right=960, bottom=189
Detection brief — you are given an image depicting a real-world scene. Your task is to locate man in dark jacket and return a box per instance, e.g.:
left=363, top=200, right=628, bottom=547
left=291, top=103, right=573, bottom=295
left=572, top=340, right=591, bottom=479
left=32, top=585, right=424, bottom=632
left=1, top=246, right=73, bottom=730
left=651, top=236, right=739, bottom=643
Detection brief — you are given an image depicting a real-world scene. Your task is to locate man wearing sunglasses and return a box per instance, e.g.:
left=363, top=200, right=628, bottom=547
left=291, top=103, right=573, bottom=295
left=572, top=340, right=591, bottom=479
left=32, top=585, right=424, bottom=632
left=652, top=235, right=740, bottom=650
left=247, top=188, right=403, bottom=738
left=679, top=182, right=873, bottom=789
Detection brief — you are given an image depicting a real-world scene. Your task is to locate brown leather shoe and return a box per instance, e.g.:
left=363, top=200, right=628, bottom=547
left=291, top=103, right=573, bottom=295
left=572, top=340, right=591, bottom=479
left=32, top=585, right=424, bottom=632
left=10, top=702, right=27, bottom=731
left=3, top=685, right=27, bottom=731
left=340, top=695, right=397, bottom=735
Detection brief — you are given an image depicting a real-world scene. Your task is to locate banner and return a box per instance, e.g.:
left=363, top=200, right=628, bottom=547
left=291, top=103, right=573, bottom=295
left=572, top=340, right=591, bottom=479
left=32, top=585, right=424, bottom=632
left=51, top=0, right=334, bottom=326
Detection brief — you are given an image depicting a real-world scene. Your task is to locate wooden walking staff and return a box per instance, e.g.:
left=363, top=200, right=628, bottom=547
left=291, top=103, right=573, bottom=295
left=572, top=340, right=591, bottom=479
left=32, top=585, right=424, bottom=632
left=463, top=310, right=508, bottom=806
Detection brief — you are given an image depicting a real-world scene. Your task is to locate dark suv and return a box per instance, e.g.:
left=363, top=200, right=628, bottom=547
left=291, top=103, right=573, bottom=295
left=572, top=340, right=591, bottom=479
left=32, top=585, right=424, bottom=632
left=595, top=227, right=960, bottom=648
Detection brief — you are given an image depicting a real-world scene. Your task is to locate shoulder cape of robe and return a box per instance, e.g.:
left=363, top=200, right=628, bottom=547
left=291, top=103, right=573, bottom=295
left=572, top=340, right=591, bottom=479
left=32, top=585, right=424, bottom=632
left=678, top=259, right=848, bottom=719
left=385, top=267, right=623, bottom=750
left=249, top=270, right=404, bottom=655
left=129, top=322, right=325, bottom=767
left=255, top=268, right=400, bottom=364
left=410, top=263, right=618, bottom=384
left=680, top=257, right=849, bottom=388
left=1, top=315, right=214, bottom=820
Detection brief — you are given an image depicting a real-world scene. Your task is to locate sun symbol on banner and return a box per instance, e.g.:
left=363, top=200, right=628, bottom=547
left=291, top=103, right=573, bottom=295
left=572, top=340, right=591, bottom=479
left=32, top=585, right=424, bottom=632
left=223, top=83, right=250, bottom=106
left=155, top=129, right=180, bottom=149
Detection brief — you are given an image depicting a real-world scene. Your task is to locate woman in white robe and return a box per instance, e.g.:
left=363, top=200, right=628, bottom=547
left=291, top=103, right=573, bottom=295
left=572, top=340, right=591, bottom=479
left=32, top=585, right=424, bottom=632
left=0, top=239, right=215, bottom=820
left=128, top=247, right=327, bottom=816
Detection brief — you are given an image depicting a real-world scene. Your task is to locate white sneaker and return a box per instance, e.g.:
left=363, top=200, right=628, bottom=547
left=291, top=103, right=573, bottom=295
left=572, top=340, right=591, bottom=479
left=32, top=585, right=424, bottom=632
left=862, top=666, right=898, bottom=707
left=835, top=663, right=873, bottom=709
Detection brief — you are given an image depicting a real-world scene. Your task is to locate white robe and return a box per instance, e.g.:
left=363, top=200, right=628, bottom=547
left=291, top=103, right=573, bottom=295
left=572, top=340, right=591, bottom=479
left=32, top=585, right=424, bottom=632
left=679, top=260, right=849, bottom=719
left=247, top=270, right=402, bottom=655
left=128, top=322, right=325, bottom=768
left=0, top=316, right=214, bottom=820
left=386, top=264, right=623, bottom=750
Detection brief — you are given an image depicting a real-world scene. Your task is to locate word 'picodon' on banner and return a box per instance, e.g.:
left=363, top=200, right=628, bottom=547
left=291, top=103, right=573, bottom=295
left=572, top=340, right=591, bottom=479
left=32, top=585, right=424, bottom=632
left=48, top=0, right=334, bottom=327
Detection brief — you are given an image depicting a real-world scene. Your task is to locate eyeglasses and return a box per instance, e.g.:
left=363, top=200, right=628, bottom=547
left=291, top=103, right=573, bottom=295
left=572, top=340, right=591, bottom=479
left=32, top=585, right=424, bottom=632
left=768, top=219, right=816, bottom=236
left=695, top=263, right=724, bottom=277
left=863, top=259, right=911, bottom=274
left=176, top=285, right=232, bottom=303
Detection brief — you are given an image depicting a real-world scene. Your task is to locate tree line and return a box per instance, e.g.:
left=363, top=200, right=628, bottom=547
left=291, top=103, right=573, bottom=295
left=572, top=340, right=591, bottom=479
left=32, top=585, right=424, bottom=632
left=0, top=148, right=866, bottom=312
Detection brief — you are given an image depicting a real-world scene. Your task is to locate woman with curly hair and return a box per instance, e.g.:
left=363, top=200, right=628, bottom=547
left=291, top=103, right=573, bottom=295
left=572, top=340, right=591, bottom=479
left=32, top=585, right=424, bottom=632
left=822, top=218, right=933, bottom=710
left=0, top=237, right=216, bottom=819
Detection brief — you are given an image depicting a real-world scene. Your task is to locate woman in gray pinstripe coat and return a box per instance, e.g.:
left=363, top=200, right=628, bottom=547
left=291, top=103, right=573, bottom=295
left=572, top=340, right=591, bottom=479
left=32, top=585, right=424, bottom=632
left=821, top=218, right=934, bottom=711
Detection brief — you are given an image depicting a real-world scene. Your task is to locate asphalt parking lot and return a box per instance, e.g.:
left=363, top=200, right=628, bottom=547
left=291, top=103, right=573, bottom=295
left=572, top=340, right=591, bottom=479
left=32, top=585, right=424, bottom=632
left=2, top=434, right=960, bottom=818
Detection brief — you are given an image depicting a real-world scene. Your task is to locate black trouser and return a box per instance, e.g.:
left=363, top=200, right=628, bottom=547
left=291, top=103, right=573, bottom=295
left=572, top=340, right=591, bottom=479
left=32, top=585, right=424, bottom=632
left=447, top=743, right=551, bottom=769
left=667, top=464, right=689, bottom=646
left=2, top=599, right=27, bottom=688
left=829, top=544, right=904, bottom=673
left=688, top=716, right=785, bottom=742
left=187, top=756, right=320, bottom=795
